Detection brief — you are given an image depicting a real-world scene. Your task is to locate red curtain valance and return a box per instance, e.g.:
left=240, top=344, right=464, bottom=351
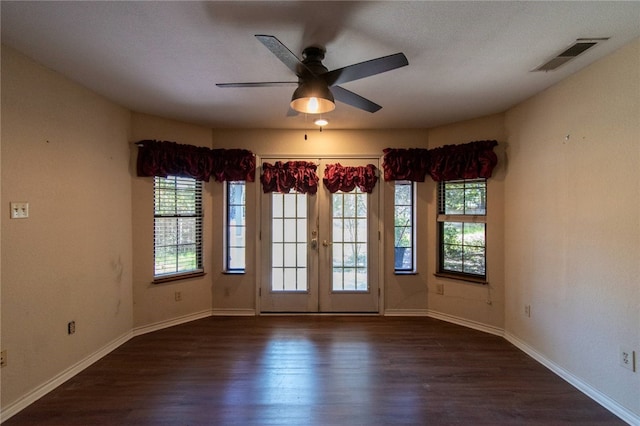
left=381, top=148, right=430, bottom=182
left=136, top=140, right=256, bottom=182
left=323, top=163, right=378, bottom=193
left=260, top=161, right=319, bottom=194
left=383, top=140, right=498, bottom=182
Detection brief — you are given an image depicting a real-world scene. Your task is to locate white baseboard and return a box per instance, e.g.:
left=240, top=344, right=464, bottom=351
left=211, top=308, right=256, bottom=316
left=4, top=310, right=636, bottom=425
left=504, top=332, right=639, bottom=426
left=0, top=330, right=133, bottom=423
left=133, top=309, right=213, bottom=336
left=384, top=309, right=429, bottom=316
left=426, top=309, right=505, bottom=337
left=1, top=311, right=216, bottom=422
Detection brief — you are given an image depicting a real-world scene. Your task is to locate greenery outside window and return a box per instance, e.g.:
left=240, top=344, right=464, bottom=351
left=225, top=181, right=246, bottom=273
left=154, top=176, right=203, bottom=282
left=437, top=179, right=486, bottom=281
left=394, top=180, right=415, bottom=272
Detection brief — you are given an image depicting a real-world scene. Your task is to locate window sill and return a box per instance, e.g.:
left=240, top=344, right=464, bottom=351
left=153, top=271, right=206, bottom=284
left=434, top=272, right=487, bottom=285
left=394, top=270, right=418, bottom=276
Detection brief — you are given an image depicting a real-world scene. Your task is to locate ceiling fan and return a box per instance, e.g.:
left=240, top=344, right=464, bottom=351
left=216, top=35, right=409, bottom=115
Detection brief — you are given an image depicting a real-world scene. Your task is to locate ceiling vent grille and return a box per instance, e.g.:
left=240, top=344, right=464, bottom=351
left=533, top=38, right=609, bottom=72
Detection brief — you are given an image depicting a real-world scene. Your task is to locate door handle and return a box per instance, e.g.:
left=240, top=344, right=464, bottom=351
left=310, top=238, right=318, bottom=250
left=322, top=240, right=333, bottom=247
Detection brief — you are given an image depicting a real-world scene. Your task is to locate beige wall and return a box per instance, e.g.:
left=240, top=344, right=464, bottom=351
left=1, top=47, right=133, bottom=409
left=130, top=125, right=505, bottom=321
left=210, top=129, right=435, bottom=315
left=427, top=115, right=506, bottom=328
left=130, top=113, right=215, bottom=328
left=504, top=39, right=640, bottom=415
left=2, top=35, right=638, bottom=421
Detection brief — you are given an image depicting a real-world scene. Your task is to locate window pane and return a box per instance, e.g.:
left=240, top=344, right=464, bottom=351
left=343, top=219, right=356, bottom=242
left=394, top=184, right=411, bottom=205
left=333, top=244, right=343, bottom=267
left=440, top=219, right=486, bottom=278
left=272, top=243, right=283, bottom=267
left=284, top=268, right=297, bottom=290
left=283, top=243, right=296, bottom=267
left=463, top=222, right=485, bottom=246
left=228, top=248, right=245, bottom=270
left=225, top=181, right=246, bottom=271
left=343, top=244, right=355, bottom=267
left=272, top=218, right=283, bottom=242
left=333, top=219, right=343, bottom=242
left=272, top=193, right=283, bottom=217
left=441, top=180, right=486, bottom=215
left=394, top=181, right=414, bottom=272
left=463, top=246, right=485, bottom=275
left=343, top=193, right=356, bottom=217
left=271, top=191, right=307, bottom=292
left=297, top=219, right=307, bottom=243
left=356, top=243, right=367, bottom=267
left=283, top=193, right=297, bottom=217
left=154, top=176, right=203, bottom=278
left=356, top=193, right=367, bottom=217
left=284, top=219, right=297, bottom=242
left=297, top=243, right=307, bottom=268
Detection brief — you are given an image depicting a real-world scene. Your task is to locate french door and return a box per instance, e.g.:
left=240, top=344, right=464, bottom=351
left=260, top=158, right=380, bottom=313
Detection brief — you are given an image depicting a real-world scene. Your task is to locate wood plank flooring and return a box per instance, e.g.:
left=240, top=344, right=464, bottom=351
left=4, top=316, right=624, bottom=425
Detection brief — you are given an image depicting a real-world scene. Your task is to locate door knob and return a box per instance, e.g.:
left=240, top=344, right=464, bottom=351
left=322, top=240, right=333, bottom=247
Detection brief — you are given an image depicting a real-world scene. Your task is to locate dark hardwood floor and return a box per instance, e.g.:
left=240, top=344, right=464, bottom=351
left=4, top=316, right=624, bottom=425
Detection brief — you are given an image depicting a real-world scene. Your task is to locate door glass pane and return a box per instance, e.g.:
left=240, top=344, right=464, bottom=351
left=331, top=189, right=368, bottom=292
left=271, top=192, right=308, bottom=292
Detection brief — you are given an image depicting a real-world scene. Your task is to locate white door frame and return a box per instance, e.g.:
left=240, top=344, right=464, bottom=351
left=255, top=154, right=386, bottom=315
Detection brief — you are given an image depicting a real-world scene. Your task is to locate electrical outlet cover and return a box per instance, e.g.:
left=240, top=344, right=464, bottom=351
left=620, top=347, right=636, bottom=372
left=10, top=202, right=29, bottom=219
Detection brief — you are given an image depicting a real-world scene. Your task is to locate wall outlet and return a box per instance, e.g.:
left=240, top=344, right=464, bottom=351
left=67, top=321, right=76, bottom=335
left=620, top=347, right=636, bottom=372
left=10, top=202, right=29, bottom=219
left=436, top=284, right=444, bottom=295
left=1, top=350, right=7, bottom=367
left=175, top=291, right=182, bottom=302
left=524, top=304, right=531, bottom=317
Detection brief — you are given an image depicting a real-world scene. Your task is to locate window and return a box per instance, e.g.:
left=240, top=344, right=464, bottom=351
left=394, top=180, right=415, bottom=272
left=437, top=179, right=486, bottom=281
left=154, top=176, right=203, bottom=281
left=225, top=181, right=246, bottom=272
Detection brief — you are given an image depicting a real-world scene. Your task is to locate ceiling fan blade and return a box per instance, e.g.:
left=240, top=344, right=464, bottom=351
left=255, top=34, right=311, bottom=76
left=330, top=86, right=382, bottom=113
left=323, top=53, right=408, bottom=87
left=216, top=82, right=298, bottom=88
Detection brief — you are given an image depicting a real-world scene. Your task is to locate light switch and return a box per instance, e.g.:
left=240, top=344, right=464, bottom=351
left=10, top=202, right=29, bottom=219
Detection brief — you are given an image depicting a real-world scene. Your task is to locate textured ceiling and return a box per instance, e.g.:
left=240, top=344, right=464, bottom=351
left=2, top=1, right=639, bottom=130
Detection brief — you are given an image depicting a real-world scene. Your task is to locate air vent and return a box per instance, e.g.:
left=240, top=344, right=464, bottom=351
left=533, top=38, right=609, bottom=72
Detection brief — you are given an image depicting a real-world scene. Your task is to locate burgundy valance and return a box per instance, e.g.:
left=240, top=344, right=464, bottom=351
left=323, top=163, right=378, bottom=193
left=382, top=148, right=430, bottom=182
left=383, top=140, right=498, bottom=182
left=136, top=140, right=255, bottom=182
left=260, top=161, right=319, bottom=194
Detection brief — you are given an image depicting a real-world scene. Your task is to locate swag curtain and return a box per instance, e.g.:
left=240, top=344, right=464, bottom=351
left=323, top=163, right=378, bottom=193
left=260, top=161, right=320, bottom=194
left=260, top=162, right=379, bottom=194
left=383, top=140, right=498, bottom=182
left=136, top=140, right=256, bottom=182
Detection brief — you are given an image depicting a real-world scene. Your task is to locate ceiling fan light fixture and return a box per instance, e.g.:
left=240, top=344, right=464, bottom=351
left=314, top=118, right=328, bottom=126
left=290, top=81, right=335, bottom=114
